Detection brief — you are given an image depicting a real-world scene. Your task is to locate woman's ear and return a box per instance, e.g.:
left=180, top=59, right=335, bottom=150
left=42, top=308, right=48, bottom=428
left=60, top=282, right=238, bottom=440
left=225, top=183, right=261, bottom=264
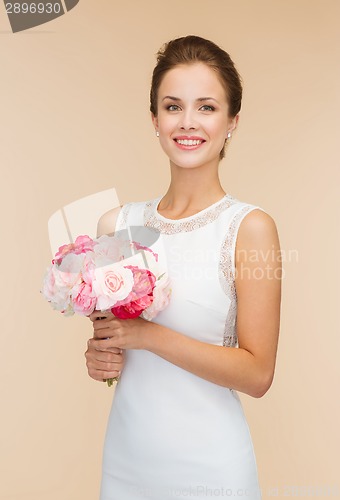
left=226, top=114, right=240, bottom=137
left=151, top=112, right=158, bottom=130
left=233, top=113, right=240, bottom=131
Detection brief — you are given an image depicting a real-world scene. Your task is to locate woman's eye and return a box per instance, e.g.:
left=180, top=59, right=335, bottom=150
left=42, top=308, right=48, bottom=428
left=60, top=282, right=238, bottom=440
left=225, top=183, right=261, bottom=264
left=201, top=105, right=215, bottom=111
left=167, top=105, right=180, bottom=111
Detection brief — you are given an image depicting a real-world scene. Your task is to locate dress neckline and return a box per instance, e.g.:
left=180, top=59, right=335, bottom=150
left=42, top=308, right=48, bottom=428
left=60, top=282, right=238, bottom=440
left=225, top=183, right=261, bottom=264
left=153, top=193, right=233, bottom=222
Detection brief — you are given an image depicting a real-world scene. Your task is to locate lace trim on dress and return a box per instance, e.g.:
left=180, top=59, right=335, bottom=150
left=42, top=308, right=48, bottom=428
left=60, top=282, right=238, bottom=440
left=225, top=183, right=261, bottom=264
left=218, top=205, right=257, bottom=348
left=144, top=194, right=237, bottom=234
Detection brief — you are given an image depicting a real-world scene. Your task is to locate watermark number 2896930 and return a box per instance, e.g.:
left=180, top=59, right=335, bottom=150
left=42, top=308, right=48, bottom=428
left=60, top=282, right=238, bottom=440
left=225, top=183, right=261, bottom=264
left=4, top=0, right=79, bottom=33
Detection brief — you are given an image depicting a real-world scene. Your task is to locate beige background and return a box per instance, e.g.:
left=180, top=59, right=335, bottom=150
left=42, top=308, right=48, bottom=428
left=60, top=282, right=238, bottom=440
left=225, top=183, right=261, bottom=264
left=0, top=1, right=339, bottom=499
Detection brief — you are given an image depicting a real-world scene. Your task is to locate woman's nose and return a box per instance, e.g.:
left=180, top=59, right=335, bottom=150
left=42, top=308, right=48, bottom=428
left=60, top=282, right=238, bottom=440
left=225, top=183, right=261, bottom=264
left=178, top=108, right=198, bottom=130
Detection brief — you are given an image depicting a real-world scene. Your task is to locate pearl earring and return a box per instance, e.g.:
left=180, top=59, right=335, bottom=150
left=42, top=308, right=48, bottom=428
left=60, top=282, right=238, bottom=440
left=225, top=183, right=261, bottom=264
left=156, top=131, right=159, bottom=137
left=227, top=132, right=232, bottom=140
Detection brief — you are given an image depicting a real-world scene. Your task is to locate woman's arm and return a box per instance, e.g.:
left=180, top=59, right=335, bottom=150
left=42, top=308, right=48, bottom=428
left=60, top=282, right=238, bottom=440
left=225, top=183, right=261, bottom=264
left=140, top=210, right=282, bottom=397
left=90, top=209, right=282, bottom=397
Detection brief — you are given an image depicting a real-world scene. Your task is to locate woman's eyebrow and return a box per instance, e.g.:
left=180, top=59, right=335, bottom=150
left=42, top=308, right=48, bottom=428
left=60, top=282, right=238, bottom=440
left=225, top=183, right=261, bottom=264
left=162, top=96, right=219, bottom=103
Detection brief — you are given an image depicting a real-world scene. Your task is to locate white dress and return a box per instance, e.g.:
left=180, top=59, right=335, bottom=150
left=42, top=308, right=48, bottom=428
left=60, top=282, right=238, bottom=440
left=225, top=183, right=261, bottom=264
left=100, top=193, right=265, bottom=500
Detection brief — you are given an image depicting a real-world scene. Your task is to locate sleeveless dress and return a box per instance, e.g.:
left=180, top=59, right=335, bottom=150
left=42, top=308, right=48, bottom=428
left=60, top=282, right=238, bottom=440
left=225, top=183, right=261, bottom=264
left=100, top=193, right=266, bottom=500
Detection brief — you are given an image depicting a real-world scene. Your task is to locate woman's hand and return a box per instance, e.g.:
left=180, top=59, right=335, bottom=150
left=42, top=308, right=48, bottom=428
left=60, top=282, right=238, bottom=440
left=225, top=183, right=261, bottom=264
left=84, top=310, right=151, bottom=382
left=89, top=310, right=151, bottom=350
left=84, top=310, right=125, bottom=382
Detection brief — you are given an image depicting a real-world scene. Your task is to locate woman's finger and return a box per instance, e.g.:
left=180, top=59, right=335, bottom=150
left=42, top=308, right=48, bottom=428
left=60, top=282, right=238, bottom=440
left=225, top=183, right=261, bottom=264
left=93, top=322, right=120, bottom=339
left=87, top=357, right=123, bottom=372
left=85, top=345, right=124, bottom=382
left=89, top=311, right=105, bottom=322
left=88, top=349, right=123, bottom=364
left=93, top=322, right=112, bottom=336
left=87, top=338, right=123, bottom=353
left=90, top=338, right=116, bottom=351
left=87, top=368, right=122, bottom=382
left=89, top=310, right=114, bottom=322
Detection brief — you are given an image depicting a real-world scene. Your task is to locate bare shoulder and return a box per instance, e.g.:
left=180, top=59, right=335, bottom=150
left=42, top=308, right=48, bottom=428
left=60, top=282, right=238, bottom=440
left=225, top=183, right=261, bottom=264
left=236, top=208, right=280, bottom=252
left=235, top=207, right=282, bottom=287
left=97, top=205, right=123, bottom=238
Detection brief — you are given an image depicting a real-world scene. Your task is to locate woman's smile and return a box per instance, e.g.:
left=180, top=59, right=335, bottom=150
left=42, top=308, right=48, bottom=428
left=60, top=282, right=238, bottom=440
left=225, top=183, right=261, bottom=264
left=173, top=136, right=206, bottom=150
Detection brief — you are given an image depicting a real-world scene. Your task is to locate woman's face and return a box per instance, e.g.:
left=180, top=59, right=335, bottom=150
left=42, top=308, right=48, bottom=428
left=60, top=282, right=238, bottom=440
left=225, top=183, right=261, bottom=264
left=151, top=62, right=238, bottom=169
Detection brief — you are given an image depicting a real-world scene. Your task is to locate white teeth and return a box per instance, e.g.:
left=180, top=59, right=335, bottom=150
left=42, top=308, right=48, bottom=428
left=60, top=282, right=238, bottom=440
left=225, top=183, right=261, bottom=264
left=176, top=139, right=203, bottom=146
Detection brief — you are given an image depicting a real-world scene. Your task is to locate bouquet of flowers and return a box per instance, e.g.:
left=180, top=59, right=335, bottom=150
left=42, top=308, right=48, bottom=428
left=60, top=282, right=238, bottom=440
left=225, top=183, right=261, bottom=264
left=41, top=234, right=172, bottom=385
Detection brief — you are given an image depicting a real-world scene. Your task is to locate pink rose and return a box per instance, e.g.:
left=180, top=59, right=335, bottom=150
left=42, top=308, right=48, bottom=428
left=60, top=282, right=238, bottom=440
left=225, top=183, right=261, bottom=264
left=113, top=266, right=156, bottom=304
left=71, top=281, right=97, bottom=316
left=112, top=294, right=154, bottom=319
left=41, top=266, right=75, bottom=315
left=41, top=253, right=84, bottom=315
left=41, top=266, right=70, bottom=308
left=82, top=252, right=96, bottom=284
left=141, top=273, right=172, bottom=321
left=56, top=253, right=84, bottom=287
left=111, top=266, right=156, bottom=319
left=92, top=263, right=134, bottom=311
left=42, top=258, right=81, bottom=298
left=53, top=235, right=95, bottom=263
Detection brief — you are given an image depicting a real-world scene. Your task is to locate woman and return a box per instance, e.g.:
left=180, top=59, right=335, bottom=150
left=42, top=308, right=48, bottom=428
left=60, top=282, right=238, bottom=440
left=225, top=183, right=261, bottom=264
left=85, top=35, right=282, bottom=500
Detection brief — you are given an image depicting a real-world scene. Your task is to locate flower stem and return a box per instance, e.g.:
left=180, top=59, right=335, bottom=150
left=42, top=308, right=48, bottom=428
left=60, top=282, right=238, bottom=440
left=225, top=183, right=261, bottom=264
left=106, top=377, right=119, bottom=387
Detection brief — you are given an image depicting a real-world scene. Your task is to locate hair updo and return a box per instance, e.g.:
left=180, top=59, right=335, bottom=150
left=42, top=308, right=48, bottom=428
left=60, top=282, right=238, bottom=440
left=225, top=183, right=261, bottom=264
left=150, top=35, right=243, bottom=160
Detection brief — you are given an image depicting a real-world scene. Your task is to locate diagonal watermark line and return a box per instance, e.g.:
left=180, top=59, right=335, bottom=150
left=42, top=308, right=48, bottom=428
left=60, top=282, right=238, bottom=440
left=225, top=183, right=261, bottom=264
left=61, top=207, right=74, bottom=244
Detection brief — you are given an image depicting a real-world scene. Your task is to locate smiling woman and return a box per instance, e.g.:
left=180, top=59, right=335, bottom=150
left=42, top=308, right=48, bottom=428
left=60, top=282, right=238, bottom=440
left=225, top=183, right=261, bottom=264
left=86, top=35, right=282, bottom=500
left=150, top=35, right=242, bottom=162
left=152, top=61, right=239, bottom=163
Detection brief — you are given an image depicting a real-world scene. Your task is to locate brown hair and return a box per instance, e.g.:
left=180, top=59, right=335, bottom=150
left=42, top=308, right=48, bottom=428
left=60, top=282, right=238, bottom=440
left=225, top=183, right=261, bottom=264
left=150, top=35, right=243, bottom=160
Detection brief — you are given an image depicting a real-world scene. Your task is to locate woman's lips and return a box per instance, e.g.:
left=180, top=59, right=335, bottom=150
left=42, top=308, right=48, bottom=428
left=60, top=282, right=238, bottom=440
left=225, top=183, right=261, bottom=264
left=173, top=139, right=206, bottom=150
